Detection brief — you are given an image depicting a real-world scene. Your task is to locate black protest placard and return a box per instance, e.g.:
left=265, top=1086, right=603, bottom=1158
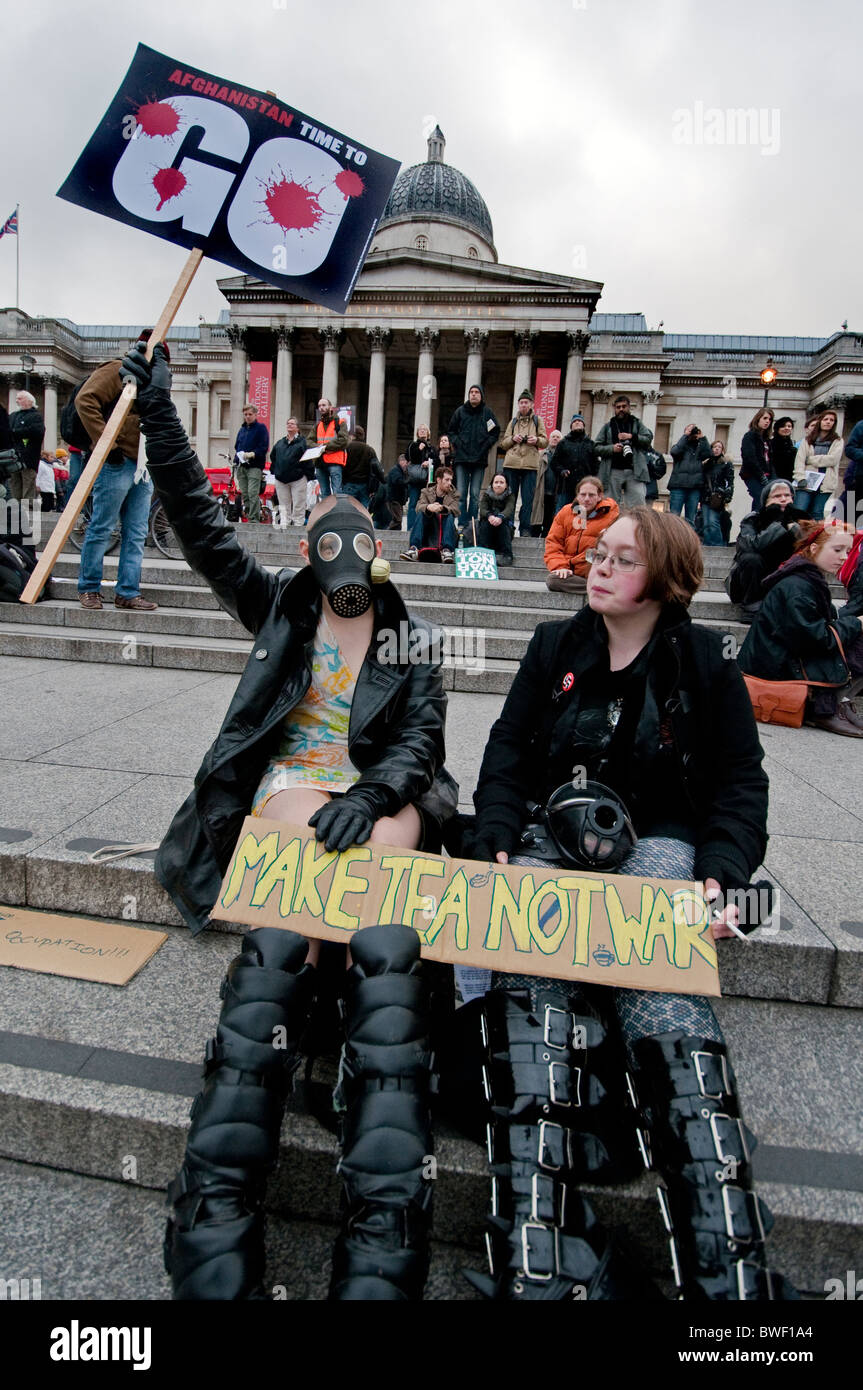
left=57, top=43, right=400, bottom=314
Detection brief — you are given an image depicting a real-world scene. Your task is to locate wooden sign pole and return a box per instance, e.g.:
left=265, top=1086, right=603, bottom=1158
left=19, top=247, right=204, bottom=605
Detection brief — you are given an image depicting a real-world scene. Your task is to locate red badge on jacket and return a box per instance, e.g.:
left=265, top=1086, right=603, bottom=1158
left=561, top=672, right=574, bottom=691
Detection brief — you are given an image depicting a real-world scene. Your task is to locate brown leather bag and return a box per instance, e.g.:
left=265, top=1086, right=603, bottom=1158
left=743, top=627, right=849, bottom=728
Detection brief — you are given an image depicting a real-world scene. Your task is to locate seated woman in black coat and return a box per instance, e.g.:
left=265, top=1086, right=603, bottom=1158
left=120, top=343, right=452, bottom=1303
left=738, top=521, right=863, bottom=738
left=726, top=479, right=806, bottom=620
left=477, top=471, right=515, bottom=565
left=452, top=507, right=795, bottom=1302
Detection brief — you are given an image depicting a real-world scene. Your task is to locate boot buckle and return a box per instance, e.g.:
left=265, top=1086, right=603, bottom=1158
left=692, top=1049, right=730, bottom=1100
left=521, top=1221, right=555, bottom=1281
left=543, top=1004, right=571, bottom=1050
left=538, top=1119, right=566, bottom=1171
left=531, top=1171, right=565, bottom=1226
left=722, top=1186, right=766, bottom=1245
left=549, top=1061, right=577, bottom=1106
left=709, top=1111, right=750, bottom=1166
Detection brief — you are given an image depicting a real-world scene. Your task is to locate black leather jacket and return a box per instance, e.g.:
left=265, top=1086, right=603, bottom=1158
left=141, top=405, right=450, bottom=935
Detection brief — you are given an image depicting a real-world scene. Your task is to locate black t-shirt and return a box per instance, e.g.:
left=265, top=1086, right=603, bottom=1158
left=549, top=643, right=694, bottom=842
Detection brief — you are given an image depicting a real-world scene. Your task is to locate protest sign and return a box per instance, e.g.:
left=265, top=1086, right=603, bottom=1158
left=0, top=904, right=166, bottom=985
left=212, top=820, right=720, bottom=997
left=454, top=547, right=499, bottom=580
left=57, top=43, right=401, bottom=314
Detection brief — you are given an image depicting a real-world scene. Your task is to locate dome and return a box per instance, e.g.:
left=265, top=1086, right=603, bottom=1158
left=375, top=129, right=496, bottom=260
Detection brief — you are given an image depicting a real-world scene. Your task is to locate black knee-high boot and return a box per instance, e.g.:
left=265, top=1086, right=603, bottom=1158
left=444, top=985, right=662, bottom=1301
left=165, top=928, right=315, bottom=1300
left=631, top=1032, right=798, bottom=1301
left=328, top=924, right=434, bottom=1301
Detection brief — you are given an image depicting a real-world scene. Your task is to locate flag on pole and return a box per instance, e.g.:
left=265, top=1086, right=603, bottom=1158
left=0, top=208, right=18, bottom=238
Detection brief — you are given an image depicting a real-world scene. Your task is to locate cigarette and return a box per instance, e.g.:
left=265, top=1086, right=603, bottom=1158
left=712, top=908, right=748, bottom=941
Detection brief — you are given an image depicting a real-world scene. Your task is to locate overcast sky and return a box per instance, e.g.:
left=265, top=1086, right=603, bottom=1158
left=2, top=0, right=857, bottom=337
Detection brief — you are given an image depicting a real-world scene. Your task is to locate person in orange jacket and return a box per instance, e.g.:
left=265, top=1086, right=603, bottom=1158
left=544, top=475, right=619, bottom=592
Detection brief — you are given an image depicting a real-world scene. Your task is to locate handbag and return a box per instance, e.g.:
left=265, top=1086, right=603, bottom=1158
left=743, top=627, right=850, bottom=728
left=707, top=491, right=726, bottom=511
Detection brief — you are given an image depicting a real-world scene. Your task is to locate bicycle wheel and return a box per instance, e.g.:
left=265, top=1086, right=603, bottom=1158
left=67, top=496, right=122, bottom=554
left=149, top=499, right=185, bottom=561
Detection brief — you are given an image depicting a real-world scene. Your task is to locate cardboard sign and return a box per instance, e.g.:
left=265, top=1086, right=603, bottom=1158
left=212, top=820, right=720, bottom=997
left=0, top=905, right=167, bottom=986
left=454, top=547, right=499, bottom=581
left=57, top=43, right=400, bottom=313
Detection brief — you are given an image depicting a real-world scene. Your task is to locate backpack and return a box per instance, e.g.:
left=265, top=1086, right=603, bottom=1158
left=60, top=373, right=120, bottom=451
left=0, top=541, right=48, bottom=603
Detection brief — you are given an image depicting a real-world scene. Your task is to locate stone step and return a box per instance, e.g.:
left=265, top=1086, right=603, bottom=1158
left=0, top=1157, right=480, bottom=1301
left=0, top=917, right=858, bottom=1295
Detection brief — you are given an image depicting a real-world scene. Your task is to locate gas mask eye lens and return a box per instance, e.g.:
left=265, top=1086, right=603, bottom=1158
left=316, top=533, right=342, bottom=562
left=353, top=533, right=374, bottom=562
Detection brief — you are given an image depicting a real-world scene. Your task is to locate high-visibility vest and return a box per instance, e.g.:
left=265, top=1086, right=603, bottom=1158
left=316, top=418, right=346, bottom=468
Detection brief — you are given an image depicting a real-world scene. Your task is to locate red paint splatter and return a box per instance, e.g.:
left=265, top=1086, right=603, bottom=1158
left=136, top=100, right=181, bottom=138
left=263, top=176, right=325, bottom=232
left=152, top=167, right=187, bottom=211
left=334, top=169, right=364, bottom=198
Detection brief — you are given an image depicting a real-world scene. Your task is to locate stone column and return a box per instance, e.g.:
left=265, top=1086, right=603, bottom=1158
left=511, top=331, right=538, bottom=416
left=226, top=325, right=248, bottom=446
left=319, top=326, right=343, bottom=406
left=365, top=327, right=391, bottom=458
left=414, top=327, right=440, bottom=436
left=464, top=329, right=488, bottom=396
left=589, top=388, right=612, bottom=435
left=6, top=377, right=16, bottom=414
left=274, top=326, right=296, bottom=433
left=641, top=389, right=662, bottom=438
left=195, top=377, right=211, bottom=468
left=42, top=374, right=62, bottom=450
left=561, top=331, right=590, bottom=428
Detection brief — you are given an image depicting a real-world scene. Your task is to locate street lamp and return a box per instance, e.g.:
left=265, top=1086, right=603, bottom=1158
left=20, top=352, right=35, bottom=392
left=760, top=360, right=777, bottom=408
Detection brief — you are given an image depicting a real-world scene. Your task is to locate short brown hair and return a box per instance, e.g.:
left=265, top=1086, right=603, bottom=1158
left=575, top=474, right=603, bottom=496
left=626, top=506, right=703, bottom=606
left=435, top=465, right=454, bottom=481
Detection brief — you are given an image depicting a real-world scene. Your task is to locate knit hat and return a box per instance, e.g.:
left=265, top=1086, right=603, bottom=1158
left=518, top=388, right=533, bottom=402
left=570, top=412, right=585, bottom=424
left=761, top=478, right=794, bottom=507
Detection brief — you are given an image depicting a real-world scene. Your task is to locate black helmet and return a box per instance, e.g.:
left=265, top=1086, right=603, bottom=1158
left=543, top=781, right=637, bottom=872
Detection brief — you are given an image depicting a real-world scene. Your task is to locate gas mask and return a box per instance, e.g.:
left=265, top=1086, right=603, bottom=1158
left=307, top=497, right=378, bottom=617
left=521, top=781, right=637, bottom=872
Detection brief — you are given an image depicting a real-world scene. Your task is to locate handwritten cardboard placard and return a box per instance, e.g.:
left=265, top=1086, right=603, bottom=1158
left=211, top=820, right=720, bottom=997
left=0, top=905, right=167, bottom=986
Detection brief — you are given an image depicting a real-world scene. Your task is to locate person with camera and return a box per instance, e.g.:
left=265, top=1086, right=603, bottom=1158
left=699, top=439, right=735, bottom=546
left=668, top=423, right=712, bottom=529
left=445, top=506, right=795, bottom=1302
left=738, top=520, right=863, bottom=738
left=500, top=389, right=548, bottom=537
left=594, top=394, right=653, bottom=509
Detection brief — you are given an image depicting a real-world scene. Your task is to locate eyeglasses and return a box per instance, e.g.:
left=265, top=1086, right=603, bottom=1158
left=585, top=548, right=647, bottom=573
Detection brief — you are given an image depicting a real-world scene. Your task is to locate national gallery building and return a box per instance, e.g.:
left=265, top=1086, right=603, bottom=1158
left=2, top=129, right=862, bottom=488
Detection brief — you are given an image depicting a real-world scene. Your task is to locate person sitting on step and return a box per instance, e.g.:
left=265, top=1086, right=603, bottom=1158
left=544, top=475, right=619, bottom=594
left=477, top=472, right=515, bottom=566
left=401, top=464, right=460, bottom=562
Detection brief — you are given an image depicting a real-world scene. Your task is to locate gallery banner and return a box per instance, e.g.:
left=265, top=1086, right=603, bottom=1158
left=212, top=820, right=721, bottom=997
left=248, top=361, right=272, bottom=431
left=57, top=43, right=401, bottom=313
left=535, top=367, right=561, bottom=435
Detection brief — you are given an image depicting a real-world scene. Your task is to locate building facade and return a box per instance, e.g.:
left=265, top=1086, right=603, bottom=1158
left=2, top=129, right=861, bottom=529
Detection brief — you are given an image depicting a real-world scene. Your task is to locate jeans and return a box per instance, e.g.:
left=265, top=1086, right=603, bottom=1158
left=668, top=487, right=701, bottom=528
left=700, top=503, right=725, bottom=546
left=316, top=464, right=343, bottom=499
left=409, top=511, right=457, bottom=551
left=455, top=463, right=484, bottom=527
left=407, top=484, right=422, bottom=534
left=77, top=458, right=153, bottom=599
left=341, top=481, right=369, bottom=509
left=504, top=469, right=536, bottom=536
left=236, top=464, right=262, bottom=522
left=67, top=449, right=87, bottom=499
left=607, top=469, right=646, bottom=509
left=477, top=516, right=513, bottom=558
left=795, top=486, right=828, bottom=520
left=744, top=476, right=766, bottom=508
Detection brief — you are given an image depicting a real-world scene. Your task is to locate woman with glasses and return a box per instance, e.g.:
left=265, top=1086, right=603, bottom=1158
left=446, top=507, right=795, bottom=1303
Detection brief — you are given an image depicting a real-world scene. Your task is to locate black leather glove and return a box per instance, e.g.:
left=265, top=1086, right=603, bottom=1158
left=120, top=341, right=172, bottom=413
left=308, top=789, right=381, bottom=853
left=463, top=820, right=518, bottom=864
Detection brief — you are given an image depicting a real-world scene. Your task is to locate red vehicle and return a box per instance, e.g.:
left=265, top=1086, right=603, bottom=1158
left=208, top=455, right=276, bottom=524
